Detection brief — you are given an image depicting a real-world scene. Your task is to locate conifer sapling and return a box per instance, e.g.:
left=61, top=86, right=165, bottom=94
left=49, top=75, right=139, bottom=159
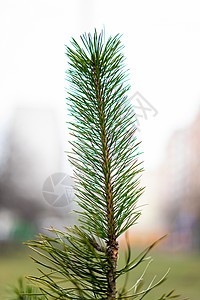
left=17, top=29, right=184, bottom=300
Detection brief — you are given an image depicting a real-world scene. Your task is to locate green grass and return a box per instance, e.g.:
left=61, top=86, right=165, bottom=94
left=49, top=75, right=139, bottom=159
left=0, top=246, right=199, bottom=299
left=0, top=247, right=40, bottom=299
left=118, top=248, right=200, bottom=299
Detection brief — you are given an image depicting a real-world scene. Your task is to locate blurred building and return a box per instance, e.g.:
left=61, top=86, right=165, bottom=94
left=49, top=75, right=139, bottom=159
left=157, top=111, right=200, bottom=251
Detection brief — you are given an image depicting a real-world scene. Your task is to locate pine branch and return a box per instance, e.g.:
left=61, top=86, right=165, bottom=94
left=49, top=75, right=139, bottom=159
left=66, top=30, right=143, bottom=246
left=66, top=29, right=143, bottom=298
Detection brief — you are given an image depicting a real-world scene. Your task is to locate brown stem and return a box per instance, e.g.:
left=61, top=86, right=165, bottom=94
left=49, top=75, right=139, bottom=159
left=92, top=60, right=119, bottom=299
left=107, top=242, right=119, bottom=299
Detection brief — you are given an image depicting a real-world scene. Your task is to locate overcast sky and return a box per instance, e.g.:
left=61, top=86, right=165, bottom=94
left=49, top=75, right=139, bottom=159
left=1, top=0, right=200, bottom=171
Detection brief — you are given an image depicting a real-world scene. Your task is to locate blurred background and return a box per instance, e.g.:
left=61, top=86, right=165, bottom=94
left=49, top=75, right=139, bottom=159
left=0, top=0, right=200, bottom=299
